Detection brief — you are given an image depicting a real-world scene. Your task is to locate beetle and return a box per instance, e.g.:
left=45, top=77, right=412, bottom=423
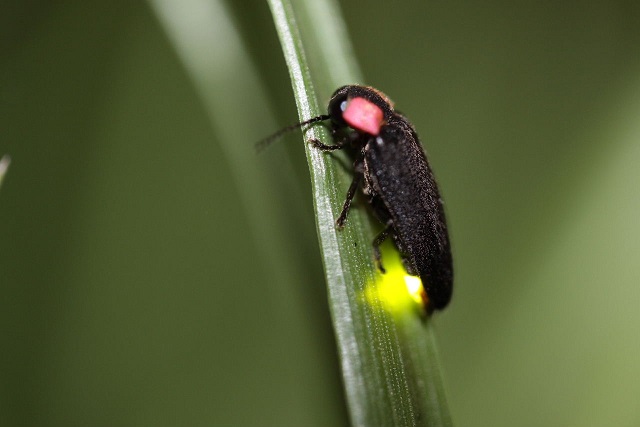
left=260, top=85, right=453, bottom=312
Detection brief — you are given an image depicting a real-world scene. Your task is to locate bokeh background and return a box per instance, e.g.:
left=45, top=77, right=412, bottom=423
left=2, top=1, right=640, bottom=426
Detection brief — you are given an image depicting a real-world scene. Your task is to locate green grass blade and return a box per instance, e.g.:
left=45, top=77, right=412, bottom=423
left=147, top=0, right=304, bottom=297
left=267, top=1, right=453, bottom=426
left=0, top=155, right=10, bottom=189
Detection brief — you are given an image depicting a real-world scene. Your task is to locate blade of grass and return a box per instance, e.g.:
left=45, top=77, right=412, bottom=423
left=0, top=155, right=10, bottom=189
left=267, top=1, right=453, bottom=426
left=147, top=1, right=349, bottom=424
left=147, top=0, right=331, bottom=317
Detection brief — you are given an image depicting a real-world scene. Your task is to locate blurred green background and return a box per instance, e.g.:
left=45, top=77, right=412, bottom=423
left=2, top=1, right=640, bottom=426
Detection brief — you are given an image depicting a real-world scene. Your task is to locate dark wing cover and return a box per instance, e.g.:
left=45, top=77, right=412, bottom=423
left=365, top=116, right=453, bottom=309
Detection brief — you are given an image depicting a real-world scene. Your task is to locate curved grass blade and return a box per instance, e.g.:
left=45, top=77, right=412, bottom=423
left=267, top=0, right=453, bottom=426
left=0, top=155, right=11, bottom=189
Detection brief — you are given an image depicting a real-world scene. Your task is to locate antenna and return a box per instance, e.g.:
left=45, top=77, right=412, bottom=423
left=256, top=114, right=331, bottom=152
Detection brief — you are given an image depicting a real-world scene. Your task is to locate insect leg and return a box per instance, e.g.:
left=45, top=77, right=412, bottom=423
left=336, top=150, right=365, bottom=228
left=336, top=173, right=361, bottom=228
left=372, top=225, right=392, bottom=273
left=309, top=137, right=350, bottom=151
left=309, top=126, right=353, bottom=151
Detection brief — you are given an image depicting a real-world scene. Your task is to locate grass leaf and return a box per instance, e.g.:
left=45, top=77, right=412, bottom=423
left=0, top=155, right=10, bottom=189
left=267, top=0, right=453, bottom=425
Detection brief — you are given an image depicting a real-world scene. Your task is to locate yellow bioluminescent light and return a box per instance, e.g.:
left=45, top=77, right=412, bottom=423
left=363, top=241, right=426, bottom=314
left=404, top=274, right=425, bottom=306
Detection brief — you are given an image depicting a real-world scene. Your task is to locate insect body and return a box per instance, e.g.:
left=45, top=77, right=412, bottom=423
left=262, top=85, right=453, bottom=312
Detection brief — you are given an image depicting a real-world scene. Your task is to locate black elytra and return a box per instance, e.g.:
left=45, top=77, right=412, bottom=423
left=261, top=85, right=453, bottom=312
